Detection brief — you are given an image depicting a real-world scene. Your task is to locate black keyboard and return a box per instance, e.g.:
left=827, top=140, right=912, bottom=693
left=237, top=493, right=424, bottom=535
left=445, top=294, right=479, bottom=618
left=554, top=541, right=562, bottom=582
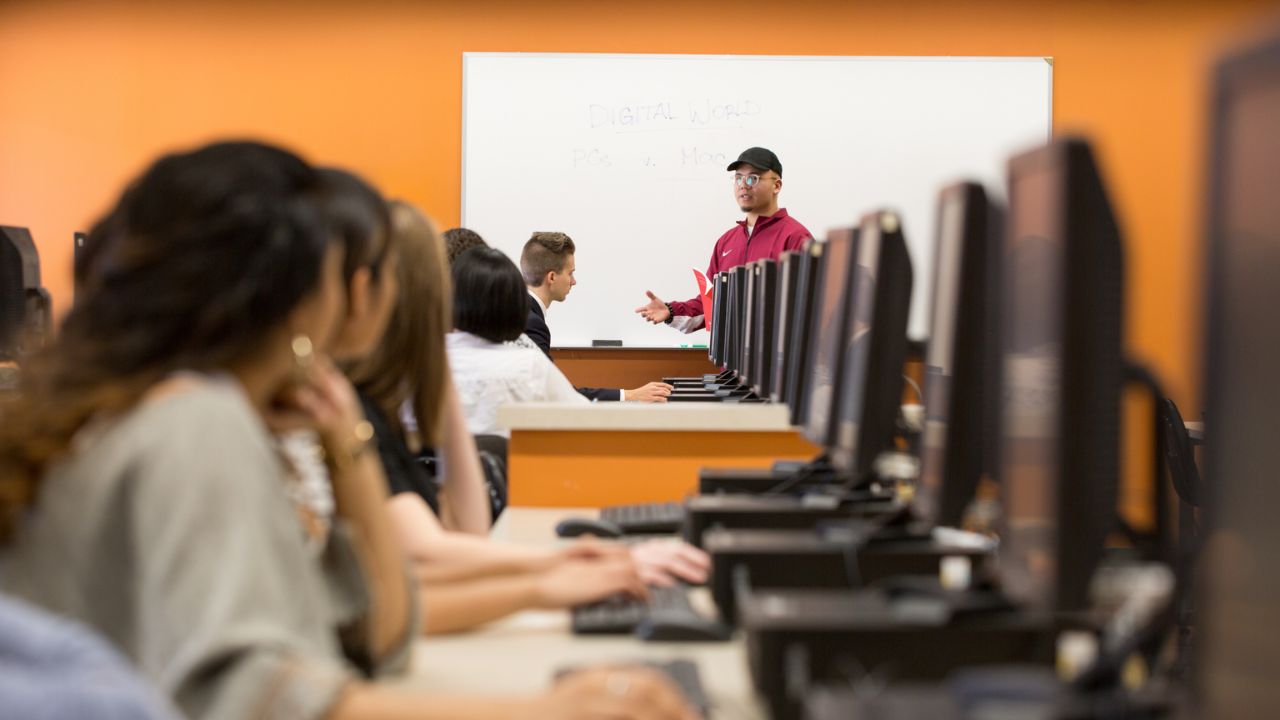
left=600, top=501, right=686, bottom=534
left=572, top=585, right=697, bottom=634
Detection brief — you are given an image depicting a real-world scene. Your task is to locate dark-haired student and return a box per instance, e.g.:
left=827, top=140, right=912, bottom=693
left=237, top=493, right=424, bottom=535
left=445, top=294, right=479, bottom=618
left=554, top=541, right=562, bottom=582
left=521, top=232, right=673, bottom=403
left=449, top=246, right=588, bottom=436
left=443, top=226, right=488, bottom=265
left=0, top=140, right=696, bottom=720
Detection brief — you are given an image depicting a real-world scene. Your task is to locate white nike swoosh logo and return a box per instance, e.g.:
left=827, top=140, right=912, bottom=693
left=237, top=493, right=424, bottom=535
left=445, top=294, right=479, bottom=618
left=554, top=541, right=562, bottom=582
left=722, top=249, right=732, bottom=257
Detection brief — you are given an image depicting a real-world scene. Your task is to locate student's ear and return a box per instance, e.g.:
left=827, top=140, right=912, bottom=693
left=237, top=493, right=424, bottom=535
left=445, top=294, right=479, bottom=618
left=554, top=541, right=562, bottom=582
left=544, top=270, right=556, bottom=287
left=774, top=177, right=783, bottom=197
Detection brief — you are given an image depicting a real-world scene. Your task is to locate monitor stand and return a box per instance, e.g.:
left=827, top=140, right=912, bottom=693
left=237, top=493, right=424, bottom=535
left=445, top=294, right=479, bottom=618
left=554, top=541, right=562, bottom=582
left=682, top=489, right=901, bottom=547
left=703, top=520, right=994, bottom=624
left=697, top=455, right=859, bottom=494
left=741, top=583, right=1065, bottom=720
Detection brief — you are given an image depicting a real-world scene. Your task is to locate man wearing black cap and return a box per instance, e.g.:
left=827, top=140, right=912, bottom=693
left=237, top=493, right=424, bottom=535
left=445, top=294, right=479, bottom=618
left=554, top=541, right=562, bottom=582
left=635, top=146, right=812, bottom=332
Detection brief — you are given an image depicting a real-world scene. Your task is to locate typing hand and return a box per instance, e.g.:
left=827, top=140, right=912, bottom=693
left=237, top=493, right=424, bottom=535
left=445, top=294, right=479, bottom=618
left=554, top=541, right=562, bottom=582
left=558, top=537, right=631, bottom=564
left=630, top=540, right=711, bottom=587
left=533, top=557, right=648, bottom=608
left=624, top=382, right=675, bottom=403
left=524, top=666, right=701, bottom=720
left=634, top=290, right=672, bottom=324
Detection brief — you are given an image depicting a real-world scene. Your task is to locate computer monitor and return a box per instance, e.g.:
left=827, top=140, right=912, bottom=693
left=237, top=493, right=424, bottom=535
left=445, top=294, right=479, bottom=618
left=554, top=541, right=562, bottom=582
left=998, top=138, right=1123, bottom=615
left=741, top=261, right=758, bottom=386
left=0, top=234, right=24, bottom=359
left=751, top=259, right=778, bottom=399
left=914, top=183, right=1004, bottom=528
left=785, top=240, right=823, bottom=425
left=0, top=226, right=52, bottom=359
left=770, top=251, right=801, bottom=404
left=829, top=211, right=913, bottom=480
left=709, top=272, right=728, bottom=367
left=727, top=264, right=749, bottom=375
left=800, top=228, right=859, bottom=449
left=1199, top=31, right=1280, bottom=715
left=727, top=266, right=747, bottom=371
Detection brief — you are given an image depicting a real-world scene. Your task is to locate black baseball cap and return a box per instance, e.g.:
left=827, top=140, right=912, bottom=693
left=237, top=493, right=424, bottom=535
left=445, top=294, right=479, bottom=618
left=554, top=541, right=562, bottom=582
left=726, top=147, right=782, bottom=177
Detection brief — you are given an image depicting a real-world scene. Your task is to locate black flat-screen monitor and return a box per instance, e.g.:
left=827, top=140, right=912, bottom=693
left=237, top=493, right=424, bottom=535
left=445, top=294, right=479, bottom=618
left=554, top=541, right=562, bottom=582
left=727, top=266, right=747, bottom=371
left=728, top=264, right=750, bottom=375
left=0, top=226, right=51, bottom=359
left=998, top=138, right=1123, bottom=615
left=801, top=228, right=859, bottom=449
left=915, top=183, right=1003, bottom=528
left=1199, top=31, right=1280, bottom=715
left=709, top=272, right=729, bottom=367
left=785, top=240, right=823, bottom=425
left=741, top=261, right=758, bottom=386
left=751, top=259, right=778, bottom=399
left=829, top=211, right=913, bottom=480
left=771, top=251, right=801, bottom=404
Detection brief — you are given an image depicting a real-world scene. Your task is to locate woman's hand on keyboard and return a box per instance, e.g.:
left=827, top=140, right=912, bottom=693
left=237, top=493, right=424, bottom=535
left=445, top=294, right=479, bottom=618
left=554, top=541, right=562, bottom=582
left=533, top=556, right=648, bottom=608
left=630, top=540, right=711, bottom=587
left=524, top=666, right=701, bottom=720
left=557, top=536, right=631, bottom=565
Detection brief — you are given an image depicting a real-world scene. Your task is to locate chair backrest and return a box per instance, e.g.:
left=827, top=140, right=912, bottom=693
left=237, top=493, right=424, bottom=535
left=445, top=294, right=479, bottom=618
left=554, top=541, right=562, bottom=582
left=473, top=434, right=509, bottom=522
left=1159, top=397, right=1201, bottom=508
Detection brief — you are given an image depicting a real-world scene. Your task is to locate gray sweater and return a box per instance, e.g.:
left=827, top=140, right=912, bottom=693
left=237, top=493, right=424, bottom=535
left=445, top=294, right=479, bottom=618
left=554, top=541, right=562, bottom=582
left=1, top=377, right=415, bottom=720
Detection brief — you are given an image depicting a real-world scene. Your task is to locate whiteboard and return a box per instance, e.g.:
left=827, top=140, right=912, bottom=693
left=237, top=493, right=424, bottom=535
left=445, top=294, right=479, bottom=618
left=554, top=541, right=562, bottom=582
left=463, top=53, right=1052, bottom=347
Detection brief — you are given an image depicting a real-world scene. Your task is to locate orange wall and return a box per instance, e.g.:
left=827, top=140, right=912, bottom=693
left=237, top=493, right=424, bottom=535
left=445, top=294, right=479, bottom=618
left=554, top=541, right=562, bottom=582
left=2, top=0, right=1275, bottom=520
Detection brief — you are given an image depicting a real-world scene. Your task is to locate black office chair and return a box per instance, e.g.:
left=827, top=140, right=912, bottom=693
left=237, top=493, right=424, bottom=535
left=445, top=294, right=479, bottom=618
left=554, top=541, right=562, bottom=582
left=474, top=434, right=509, bottom=523
left=415, top=434, right=509, bottom=525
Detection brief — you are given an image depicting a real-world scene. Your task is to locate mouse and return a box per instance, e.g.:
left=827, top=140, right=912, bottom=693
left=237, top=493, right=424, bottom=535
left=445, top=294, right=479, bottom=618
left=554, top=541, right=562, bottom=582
left=635, top=615, right=733, bottom=642
left=554, top=516, right=624, bottom=539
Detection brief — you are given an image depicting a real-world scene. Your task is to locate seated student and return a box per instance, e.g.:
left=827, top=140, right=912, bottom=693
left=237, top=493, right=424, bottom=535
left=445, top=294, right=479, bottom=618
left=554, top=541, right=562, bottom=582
left=349, top=203, right=709, bottom=629
left=319, top=168, right=494, bottom=536
left=0, top=141, right=695, bottom=720
left=0, top=593, right=180, bottom=719
left=443, top=226, right=488, bottom=265
left=448, top=246, right=588, bottom=436
left=520, top=232, right=673, bottom=403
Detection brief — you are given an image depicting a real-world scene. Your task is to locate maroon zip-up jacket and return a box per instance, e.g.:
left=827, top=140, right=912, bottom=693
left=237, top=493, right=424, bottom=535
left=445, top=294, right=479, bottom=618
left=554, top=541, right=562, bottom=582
left=667, top=208, right=812, bottom=332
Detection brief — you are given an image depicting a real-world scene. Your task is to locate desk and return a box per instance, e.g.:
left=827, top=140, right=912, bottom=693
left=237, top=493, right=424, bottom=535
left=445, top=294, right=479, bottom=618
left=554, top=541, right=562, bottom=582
left=498, top=403, right=820, bottom=507
left=391, top=508, right=767, bottom=719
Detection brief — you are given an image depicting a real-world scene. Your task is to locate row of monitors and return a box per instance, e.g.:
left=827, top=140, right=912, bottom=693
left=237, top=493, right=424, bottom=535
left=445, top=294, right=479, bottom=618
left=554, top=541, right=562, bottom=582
left=705, top=137, right=1124, bottom=617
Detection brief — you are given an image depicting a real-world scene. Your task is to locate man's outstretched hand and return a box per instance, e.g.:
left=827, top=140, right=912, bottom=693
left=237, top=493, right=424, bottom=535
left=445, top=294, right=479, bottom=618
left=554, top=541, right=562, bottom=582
left=634, top=290, right=671, bottom=324
left=624, top=382, right=674, bottom=403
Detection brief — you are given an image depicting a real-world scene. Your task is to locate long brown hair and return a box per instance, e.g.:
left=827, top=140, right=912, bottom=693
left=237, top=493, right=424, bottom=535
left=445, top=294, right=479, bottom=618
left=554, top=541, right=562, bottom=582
left=0, top=141, right=336, bottom=542
left=347, top=201, right=450, bottom=448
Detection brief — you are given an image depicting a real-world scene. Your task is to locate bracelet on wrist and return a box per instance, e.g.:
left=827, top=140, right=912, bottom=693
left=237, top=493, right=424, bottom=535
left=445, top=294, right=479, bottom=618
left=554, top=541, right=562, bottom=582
left=323, top=420, right=376, bottom=474
left=664, top=302, right=674, bottom=324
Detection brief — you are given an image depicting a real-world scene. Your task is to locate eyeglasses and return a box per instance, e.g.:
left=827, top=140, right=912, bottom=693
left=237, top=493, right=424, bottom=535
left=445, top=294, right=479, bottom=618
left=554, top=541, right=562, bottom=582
left=733, top=173, right=773, bottom=188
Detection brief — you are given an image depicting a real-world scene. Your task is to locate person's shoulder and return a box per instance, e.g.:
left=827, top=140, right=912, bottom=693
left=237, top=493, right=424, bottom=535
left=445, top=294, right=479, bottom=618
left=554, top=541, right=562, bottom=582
left=114, top=375, right=262, bottom=448
left=775, top=209, right=811, bottom=235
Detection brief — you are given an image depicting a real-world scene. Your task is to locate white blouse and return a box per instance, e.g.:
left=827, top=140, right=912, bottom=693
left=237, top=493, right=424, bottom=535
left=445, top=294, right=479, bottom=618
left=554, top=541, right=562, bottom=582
left=446, top=331, right=589, bottom=437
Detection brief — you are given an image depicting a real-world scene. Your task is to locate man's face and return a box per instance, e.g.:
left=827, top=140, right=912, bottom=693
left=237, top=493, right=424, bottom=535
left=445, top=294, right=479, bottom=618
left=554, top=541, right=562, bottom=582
left=549, top=253, right=577, bottom=302
left=732, top=164, right=781, bottom=214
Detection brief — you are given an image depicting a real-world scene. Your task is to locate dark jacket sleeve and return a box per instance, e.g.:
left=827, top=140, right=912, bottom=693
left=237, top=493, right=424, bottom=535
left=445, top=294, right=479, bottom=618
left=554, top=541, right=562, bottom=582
left=576, top=386, right=620, bottom=402
left=526, top=296, right=620, bottom=400
left=524, top=299, right=553, bottom=359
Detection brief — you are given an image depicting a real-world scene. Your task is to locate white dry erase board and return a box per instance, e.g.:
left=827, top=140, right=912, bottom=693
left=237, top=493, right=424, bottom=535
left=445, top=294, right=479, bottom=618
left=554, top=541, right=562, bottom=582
left=462, top=53, right=1052, bottom=347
